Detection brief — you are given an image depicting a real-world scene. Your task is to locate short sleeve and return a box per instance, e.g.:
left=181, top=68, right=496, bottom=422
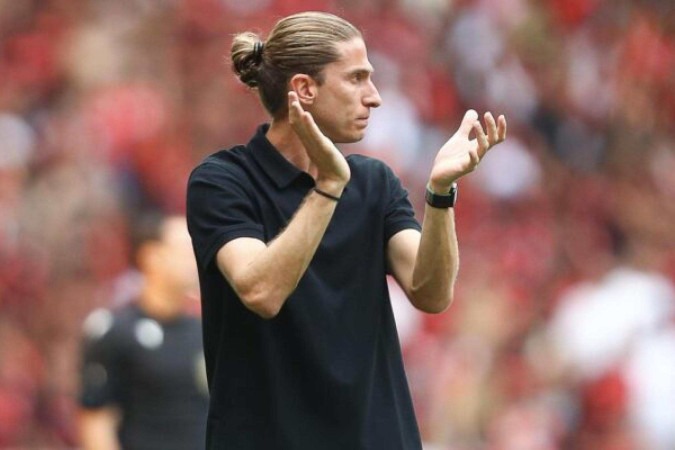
left=79, top=309, right=122, bottom=409
left=186, top=157, right=264, bottom=270
left=383, top=164, right=421, bottom=243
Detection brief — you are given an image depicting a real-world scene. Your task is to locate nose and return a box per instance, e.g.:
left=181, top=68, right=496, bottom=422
left=364, top=79, right=382, bottom=108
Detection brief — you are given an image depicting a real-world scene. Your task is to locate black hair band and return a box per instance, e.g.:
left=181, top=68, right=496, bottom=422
left=253, top=41, right=265, bottom=63
left=313, top=187, right=341, bottom=202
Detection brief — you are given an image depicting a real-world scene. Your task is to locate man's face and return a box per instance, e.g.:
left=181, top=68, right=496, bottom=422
left=309, top=37, right=382, bottom=143
left=155, top=216, right=198, bottom=295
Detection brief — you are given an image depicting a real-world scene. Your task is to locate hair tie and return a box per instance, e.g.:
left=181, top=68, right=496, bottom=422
left=252, top=41, right=265, bottom=63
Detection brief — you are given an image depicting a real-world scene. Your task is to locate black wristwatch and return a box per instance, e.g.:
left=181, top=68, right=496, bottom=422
left=425, top=182, right=458, bottom=208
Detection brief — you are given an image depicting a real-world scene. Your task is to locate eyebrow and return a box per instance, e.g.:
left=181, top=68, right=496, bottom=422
left=345, top=67, right=374, bottom=77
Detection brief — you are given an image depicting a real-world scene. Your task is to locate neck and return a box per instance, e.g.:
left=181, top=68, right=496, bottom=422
left=138, top=280, right=184, bottom=322
left=266, top=119, right=316, bottom=176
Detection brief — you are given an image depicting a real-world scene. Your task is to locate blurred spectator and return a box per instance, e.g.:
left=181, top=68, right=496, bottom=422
left=547, top=232, right=675, bottom=450
left=78, top=213, right=207, bottom=450
left=623, top=321, right=675, bottom=450
left=549, top=262, right=673, bottom=381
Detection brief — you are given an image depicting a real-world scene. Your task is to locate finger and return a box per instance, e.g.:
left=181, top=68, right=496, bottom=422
left=288, top=91, right=302, bottom=124
left=287, top=92, right=324, bottom=148
left=288, top=92, right=315, bottom=138
left=468, top=147, right=480, bottom=167
left=299, top=108, right=322, bottom=139
left=458, top=109, right=479, bottom=137
left=473, top=121, right=489, bottom=158
left=484, top=112, right=498, bottom=144
left=497, top=114, right=507, bottom=141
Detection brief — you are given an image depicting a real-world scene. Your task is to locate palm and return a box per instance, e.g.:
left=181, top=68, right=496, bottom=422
left=430, top=110, right=507, bottom=190
left=434, top=136, right=481, bottom=179
left=287, top=91, right=351, bottom=185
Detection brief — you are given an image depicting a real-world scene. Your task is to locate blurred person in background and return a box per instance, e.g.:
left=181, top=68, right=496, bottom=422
left=186, top=11, right=505, bottom=449
left=78, top=213, right=208, bottom=450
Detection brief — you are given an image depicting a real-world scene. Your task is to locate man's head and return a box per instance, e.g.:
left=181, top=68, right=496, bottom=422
left=231, top=12, right=373, bottom=124
left=131, top=212, right=197, bottom=304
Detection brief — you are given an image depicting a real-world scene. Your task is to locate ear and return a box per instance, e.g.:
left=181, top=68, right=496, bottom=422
left=289, top=74, right=318, bottom=106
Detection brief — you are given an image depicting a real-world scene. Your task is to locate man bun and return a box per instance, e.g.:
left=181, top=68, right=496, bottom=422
left=231, top=32, right=263, bottom=88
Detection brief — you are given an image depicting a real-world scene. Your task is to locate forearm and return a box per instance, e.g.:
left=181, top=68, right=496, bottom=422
left=404, top=109, right=505, bottom=312
left=221, top=189, right=340, bottom=318
left=409, top=205, right=459, bottom=313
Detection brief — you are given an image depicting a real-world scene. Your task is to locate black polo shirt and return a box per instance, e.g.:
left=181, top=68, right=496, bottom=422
left=186, top=124, right=423, bottom=450
left=79, top=303, right=208, bottom=450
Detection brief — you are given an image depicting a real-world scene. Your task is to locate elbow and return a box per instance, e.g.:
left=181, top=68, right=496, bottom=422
left=410, top=286, right=455, bottom=314
left=417, top=297, right=453, bottom=314
left=248, top=301, right=281, bottom=319
left=237, top=285, right=284, bottom=319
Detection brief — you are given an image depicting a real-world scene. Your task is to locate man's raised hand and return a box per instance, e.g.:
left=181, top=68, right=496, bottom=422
left=428, top=110, right=507, bottom=192
left=287, top=91, right=350, bottom=193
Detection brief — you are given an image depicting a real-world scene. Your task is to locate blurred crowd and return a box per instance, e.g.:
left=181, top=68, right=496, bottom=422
left=1, top=0, right=674, bottom=448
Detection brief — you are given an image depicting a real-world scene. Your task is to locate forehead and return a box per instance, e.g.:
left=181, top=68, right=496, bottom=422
left=329, top=37, right=373, bottom=73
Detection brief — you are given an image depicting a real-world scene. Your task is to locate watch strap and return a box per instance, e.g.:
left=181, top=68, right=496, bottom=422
left=425, top=182, right=458, bottom=208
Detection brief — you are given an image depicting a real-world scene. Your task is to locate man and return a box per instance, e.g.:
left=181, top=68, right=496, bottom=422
left=78, top=213, right=208, bottom=450
left=187, top=11, right=506, bottom=449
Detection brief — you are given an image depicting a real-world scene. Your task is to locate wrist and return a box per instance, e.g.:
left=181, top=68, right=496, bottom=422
left=314, top=179, right=347, bottom=197
left=427, top=178, right=456, bottom=195
left=425, top=182, right=458, bottom=208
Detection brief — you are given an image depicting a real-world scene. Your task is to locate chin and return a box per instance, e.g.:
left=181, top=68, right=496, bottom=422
left=342, top=135, right=365, bottom=144
left=331, top=129, right=366, bottom=144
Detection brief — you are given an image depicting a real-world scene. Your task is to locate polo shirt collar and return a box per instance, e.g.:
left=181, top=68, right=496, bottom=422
left=249, top=124, right=305, bottom=189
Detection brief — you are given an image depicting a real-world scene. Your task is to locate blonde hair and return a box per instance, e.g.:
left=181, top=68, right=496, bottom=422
left=231, top=12, right=362, bottom=117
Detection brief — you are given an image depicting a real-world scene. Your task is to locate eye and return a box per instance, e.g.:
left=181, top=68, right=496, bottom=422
left=351, top=72, right=367, bottom=83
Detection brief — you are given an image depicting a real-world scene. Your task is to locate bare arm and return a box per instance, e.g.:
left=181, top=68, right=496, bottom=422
left=388, top=110, right=506, bottom=313
left=217, top=192, right=341, bottom=318
left=78, top=408, right=120, bottom=450
left=217, top=92, right=350, bottom=319
left=387, top=207, right=458, bottom=313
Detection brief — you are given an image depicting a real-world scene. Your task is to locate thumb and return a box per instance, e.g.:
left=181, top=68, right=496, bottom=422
left=458, top=109, right=479, bottom=137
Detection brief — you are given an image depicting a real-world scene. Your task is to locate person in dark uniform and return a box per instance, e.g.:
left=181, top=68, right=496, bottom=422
left=186, top=11, right=506, bottom=450
left=78, top=213, right=208, bottom=450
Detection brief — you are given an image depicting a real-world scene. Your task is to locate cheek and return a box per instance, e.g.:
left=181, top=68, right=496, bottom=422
left=309, top=106, right=338, bottom=135
left=310, top=93, right=361, bottom=140
left=318, top=86, right=355, bottom=112
left=180, top=254, right=198, bottom=281
left=167, top=249, right=197, bottom=282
